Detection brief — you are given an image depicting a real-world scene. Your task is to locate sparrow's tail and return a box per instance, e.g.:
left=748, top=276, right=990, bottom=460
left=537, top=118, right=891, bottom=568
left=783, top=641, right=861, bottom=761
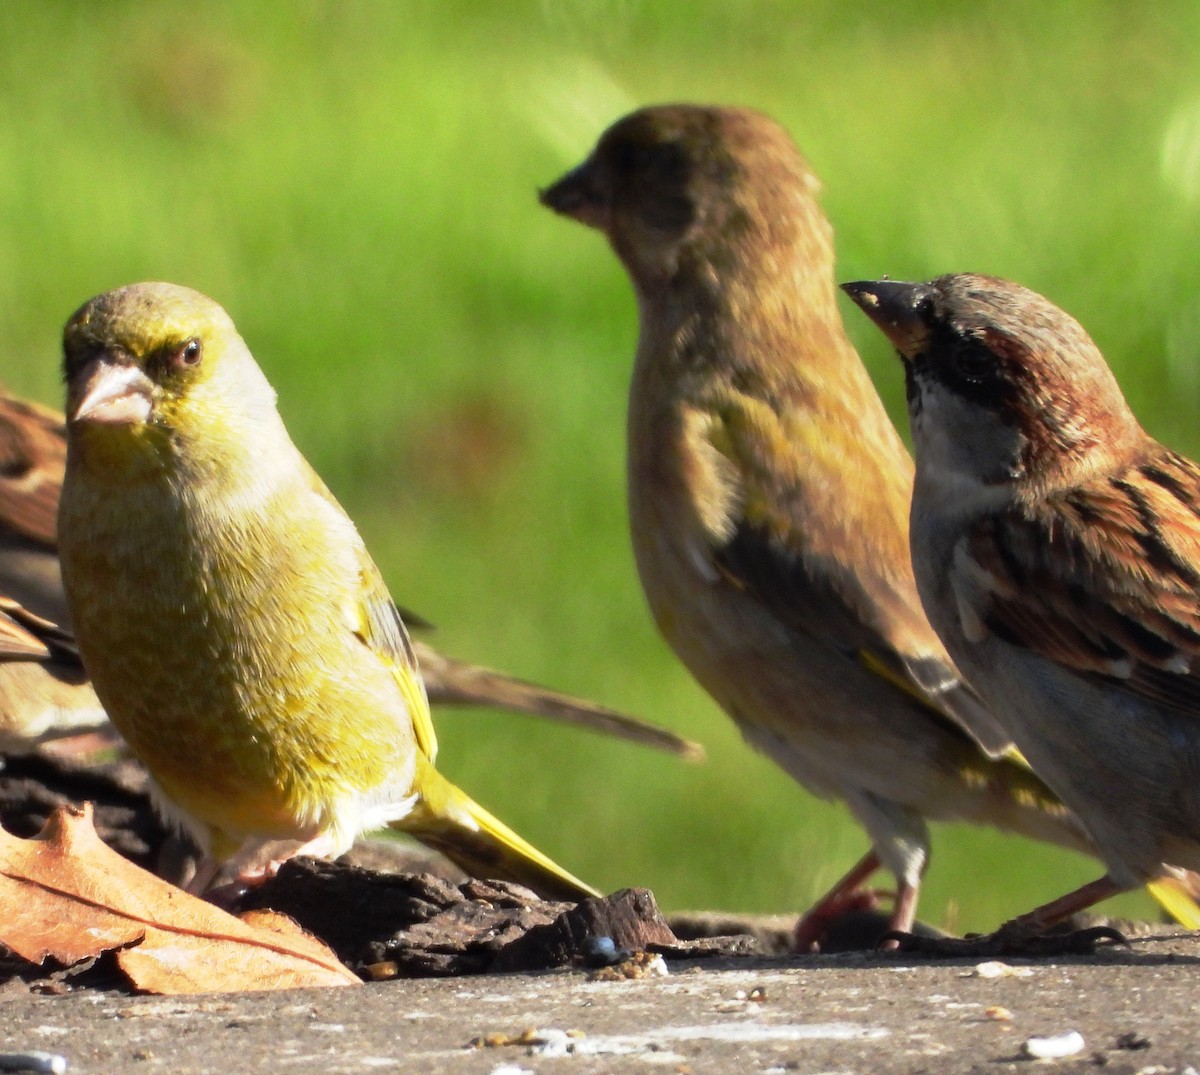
left=393, top=756, right=599, bottom=903
left=413, top=641, right=704, bottom=760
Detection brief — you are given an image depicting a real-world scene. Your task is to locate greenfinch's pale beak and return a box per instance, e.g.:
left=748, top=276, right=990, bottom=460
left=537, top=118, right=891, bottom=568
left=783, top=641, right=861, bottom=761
left=841, top=280, right=935, bottom=362
left=69, top=357, right=155, bottom=426
left=539, top=158, right=610, bottom=230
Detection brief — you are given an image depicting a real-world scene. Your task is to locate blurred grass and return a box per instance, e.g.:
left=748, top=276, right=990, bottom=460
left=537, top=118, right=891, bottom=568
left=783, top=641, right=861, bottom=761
left=5, top=0, right=1200, bottom=930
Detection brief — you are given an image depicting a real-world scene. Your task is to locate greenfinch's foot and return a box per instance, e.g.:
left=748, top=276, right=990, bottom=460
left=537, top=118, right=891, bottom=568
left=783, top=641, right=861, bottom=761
left=187, top=830, right=346, bottom=896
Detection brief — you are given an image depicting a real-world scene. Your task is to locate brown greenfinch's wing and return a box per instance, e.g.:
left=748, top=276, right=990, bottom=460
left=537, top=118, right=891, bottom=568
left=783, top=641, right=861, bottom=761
left=700, top=390, right=1013, bottom=755
left=412, top=640, right=704, bottom=758
left=958, top=448, right=1200, bottom=716
left=0, top=393, right=66, bottom=550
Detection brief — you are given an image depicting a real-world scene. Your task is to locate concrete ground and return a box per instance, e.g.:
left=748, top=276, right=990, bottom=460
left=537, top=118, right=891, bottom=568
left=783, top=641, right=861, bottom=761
left=3, top=927, right=1198, bottom=1074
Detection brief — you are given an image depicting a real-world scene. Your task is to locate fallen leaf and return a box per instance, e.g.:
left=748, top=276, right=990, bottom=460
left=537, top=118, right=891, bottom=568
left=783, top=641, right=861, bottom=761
left=0, top=803, right=358, bottom=993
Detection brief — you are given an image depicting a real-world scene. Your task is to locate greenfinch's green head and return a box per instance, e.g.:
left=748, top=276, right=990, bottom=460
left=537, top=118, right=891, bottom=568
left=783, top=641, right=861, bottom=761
left=62, top=283, right=280, bottom=469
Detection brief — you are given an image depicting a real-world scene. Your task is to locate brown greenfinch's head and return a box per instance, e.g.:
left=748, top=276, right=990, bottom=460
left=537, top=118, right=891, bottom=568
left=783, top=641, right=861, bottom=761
left=539, top=104, right=825, bottom=291
left=62, top=283, right=279, bottom=461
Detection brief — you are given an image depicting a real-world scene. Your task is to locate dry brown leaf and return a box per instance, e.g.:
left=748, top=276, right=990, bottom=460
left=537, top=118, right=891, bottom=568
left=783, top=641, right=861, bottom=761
left=0, top=803, right=359, bottom=993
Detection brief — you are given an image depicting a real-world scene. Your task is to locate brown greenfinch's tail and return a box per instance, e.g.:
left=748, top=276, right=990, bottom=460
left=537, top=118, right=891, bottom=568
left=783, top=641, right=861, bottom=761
left=395, top=757, right=599, bottom=902
left=413, top=641, right=703, bottom=760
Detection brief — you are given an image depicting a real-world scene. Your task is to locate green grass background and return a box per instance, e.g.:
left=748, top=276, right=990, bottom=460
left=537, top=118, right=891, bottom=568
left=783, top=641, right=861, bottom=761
left=5, top=1, right=1200, bottom=931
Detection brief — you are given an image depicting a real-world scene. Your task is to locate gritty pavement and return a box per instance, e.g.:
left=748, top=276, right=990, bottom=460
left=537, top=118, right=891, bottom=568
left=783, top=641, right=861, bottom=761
left=3, top=927, right=1199, bottom=1074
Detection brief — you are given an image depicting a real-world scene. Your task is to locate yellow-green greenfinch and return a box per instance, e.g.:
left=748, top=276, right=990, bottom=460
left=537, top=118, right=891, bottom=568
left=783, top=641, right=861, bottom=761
left=0, top=394, right=104, bottom=749
left=845, top=272, right=1200, bottom=946
left=540, top=103, right=1200, bottom=943
left=58, top=281, right=596, bottom=899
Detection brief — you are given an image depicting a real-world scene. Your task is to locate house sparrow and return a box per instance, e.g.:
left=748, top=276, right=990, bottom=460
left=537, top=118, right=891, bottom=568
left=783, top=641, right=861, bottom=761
left=57, top=281, right=597, bottom=899
left=536, top=103, right=1199, bottom=946
left=0, top=394, right=105, bottom=749
left=844, top=271, right=1200, bottom=942
left=0, top=390, right=699, bottom=760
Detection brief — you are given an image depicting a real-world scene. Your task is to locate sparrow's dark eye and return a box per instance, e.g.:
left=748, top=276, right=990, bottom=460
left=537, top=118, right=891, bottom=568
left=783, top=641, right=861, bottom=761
left=172, top=338, right=203, bottom=369
left=952, top=345, right=993, bottom=382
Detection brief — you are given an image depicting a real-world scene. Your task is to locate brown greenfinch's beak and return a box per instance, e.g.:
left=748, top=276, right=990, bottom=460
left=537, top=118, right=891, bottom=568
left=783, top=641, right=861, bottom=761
left=68, top=358, right=155, bottom=426
left=842, top=280, right=936, bottom=361
left=539, top=158, right=609, bottom=229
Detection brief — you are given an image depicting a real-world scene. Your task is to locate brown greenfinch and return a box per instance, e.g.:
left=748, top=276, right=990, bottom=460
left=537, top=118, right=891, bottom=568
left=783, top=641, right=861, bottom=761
left=845, top=273, right=1200, bottom=946
left=57, top=281, right=596, bottom=899
left=540, top=103, right=1200, bottom=943
left=0, top=394, right=105, bottom=749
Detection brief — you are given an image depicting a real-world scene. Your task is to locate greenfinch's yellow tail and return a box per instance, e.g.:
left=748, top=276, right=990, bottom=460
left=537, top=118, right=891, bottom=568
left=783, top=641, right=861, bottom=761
left=394, top=758, right=599, bottom=902
left=1146, top=874, right=1200, bottom=930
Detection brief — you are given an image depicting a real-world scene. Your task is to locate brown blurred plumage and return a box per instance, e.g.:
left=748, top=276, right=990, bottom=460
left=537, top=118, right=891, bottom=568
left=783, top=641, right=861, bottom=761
left=541, top=104, right=1199, bottom=943
left=0, top=388, right=699, bottom=759
left=0, top=395, right=104, bottom=748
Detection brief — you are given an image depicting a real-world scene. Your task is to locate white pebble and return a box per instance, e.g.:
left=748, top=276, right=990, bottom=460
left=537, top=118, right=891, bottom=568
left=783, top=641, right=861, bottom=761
left=972, top=960, right=1033, bottom=979
left=528, top=1029, right=574, bottom=1058
left=643, top=953, right=669, bottom=977
left=1020, top=1031, right=1085, bottom=1059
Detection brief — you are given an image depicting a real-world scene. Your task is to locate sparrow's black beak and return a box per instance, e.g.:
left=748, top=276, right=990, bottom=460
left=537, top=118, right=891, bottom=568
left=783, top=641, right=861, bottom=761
left=538, top=157, right=609, bottom=230
left=842, top=279, right=936, bottom=361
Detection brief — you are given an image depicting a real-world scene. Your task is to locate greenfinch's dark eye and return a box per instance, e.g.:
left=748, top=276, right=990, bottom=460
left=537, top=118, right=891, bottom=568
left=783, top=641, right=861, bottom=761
left=173, top=338, right=203, bottom=369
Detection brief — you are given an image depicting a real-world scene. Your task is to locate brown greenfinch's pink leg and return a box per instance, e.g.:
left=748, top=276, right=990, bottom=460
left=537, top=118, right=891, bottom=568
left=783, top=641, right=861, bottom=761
left=878, top=879, right=919, bottom=951
left=793, top=850, right=887, bottom=952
